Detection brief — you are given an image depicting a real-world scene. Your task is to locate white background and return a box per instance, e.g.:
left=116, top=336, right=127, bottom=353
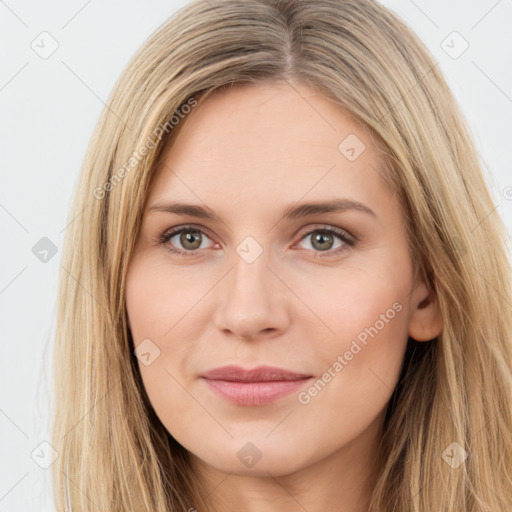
left=1, top=0, right=511, bottom=510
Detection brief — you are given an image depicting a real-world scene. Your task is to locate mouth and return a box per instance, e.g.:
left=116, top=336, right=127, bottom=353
left=200, top=365, right=313, bottom=406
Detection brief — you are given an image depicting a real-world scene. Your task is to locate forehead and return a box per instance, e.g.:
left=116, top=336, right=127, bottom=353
left=147, top=81, right=389, bottom=216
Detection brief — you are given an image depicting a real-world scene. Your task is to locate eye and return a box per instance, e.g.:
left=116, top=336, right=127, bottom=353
left=295, top=226, right=354, bottom=257
left=157, top=224, right=355, bottom=259
left=157, top=225, right=216, bottom=257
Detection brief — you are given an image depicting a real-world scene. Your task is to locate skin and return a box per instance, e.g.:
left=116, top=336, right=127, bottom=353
left=125, top=80, right=443, bottom=512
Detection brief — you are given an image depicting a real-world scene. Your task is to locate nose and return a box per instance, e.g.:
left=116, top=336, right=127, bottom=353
left=213, top=250, right=290, bottom=341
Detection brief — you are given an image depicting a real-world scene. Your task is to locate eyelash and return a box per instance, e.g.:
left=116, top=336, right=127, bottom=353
left=157, top=224, right=355, bottom=259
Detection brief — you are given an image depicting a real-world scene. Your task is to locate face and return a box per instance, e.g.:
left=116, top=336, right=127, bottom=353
left=125, top=80, right=441, bottom=479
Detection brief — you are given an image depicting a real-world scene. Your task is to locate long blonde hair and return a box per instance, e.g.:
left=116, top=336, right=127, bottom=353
left=52, top=0, right=512, bottom=510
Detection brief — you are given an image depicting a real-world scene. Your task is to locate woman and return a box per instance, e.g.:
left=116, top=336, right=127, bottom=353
left=52, top=0, right=512, bottom=510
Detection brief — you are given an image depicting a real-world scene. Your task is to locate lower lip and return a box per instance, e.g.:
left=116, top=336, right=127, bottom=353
left=202, top=378, right=312, bottom=406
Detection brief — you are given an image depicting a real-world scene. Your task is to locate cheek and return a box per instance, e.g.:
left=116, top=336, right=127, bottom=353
left=294, top=256, right=411, bottom=419
left=125, top=257, right=211, bottom=419
left=302, top=253, right=409, bottom=338
left=311, top=238, right=411, bottom=339
left=125, top=255, right=208, bottom=340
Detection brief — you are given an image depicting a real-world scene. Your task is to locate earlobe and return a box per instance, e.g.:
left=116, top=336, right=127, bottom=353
left=408, top=280, right=443, bottom=342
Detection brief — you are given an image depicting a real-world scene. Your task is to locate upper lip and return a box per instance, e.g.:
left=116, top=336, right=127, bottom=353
left=200, top=365, right=312, bottom=382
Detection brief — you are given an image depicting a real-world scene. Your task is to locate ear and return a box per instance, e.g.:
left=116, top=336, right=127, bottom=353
left=408, top=278, right=443, bottom=342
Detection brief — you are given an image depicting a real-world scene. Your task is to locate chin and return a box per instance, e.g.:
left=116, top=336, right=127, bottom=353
left=189, top=439, right=315, bottom=477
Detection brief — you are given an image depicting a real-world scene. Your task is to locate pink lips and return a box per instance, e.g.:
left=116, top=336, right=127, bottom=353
left=200, top=365, right=313, bottom=406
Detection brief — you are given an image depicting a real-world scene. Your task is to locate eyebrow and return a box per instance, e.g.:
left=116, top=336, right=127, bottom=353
left=147, top=198, right=376, bottom=221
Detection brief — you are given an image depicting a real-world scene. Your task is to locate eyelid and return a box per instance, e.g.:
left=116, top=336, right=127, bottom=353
left=295, top=223, right=355, bottom=243
left=157, top=223, right=215, bottom=245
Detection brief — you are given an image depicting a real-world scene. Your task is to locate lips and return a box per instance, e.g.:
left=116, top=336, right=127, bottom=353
left=200, top=365, right=312, bottom=382
left=200, top=365, right=313, bottom=406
